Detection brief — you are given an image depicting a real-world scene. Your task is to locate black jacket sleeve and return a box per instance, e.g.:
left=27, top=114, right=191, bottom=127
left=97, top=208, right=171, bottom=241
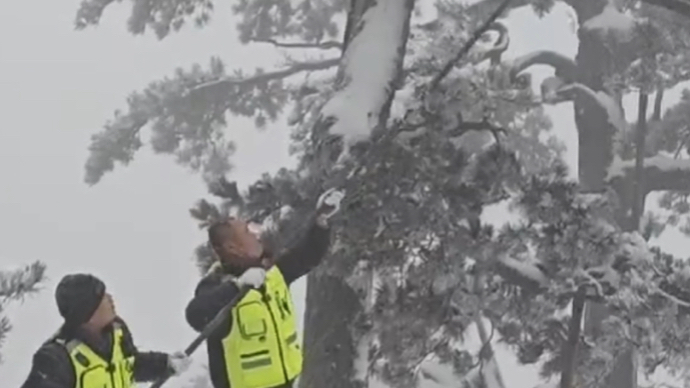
left=20, top=343, right=74, bottom=388
left=185, top=273, right=240, bottom=333
left=117, top=318, right=171, bottom=382
left=276, top=219, right=331, bottom=285
left=185, top=219, right=330, bottom=333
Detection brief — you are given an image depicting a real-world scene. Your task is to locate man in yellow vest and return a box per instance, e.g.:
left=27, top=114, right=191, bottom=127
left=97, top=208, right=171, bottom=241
left=21, top=273, right=192, bottom=388
left=185, top=188, right=344, bottom=388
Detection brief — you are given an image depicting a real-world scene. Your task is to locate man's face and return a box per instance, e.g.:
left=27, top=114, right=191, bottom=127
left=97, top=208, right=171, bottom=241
left=218, top=219, right=264, bottom=264
left=87, top=292, right=116, bottom=330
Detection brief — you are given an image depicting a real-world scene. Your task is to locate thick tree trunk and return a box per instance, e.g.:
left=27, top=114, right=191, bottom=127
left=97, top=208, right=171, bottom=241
left=484, top=1, right=690, bottom=386
left=299, top=274, right=361, bottom=388
left=631, top=92, right=650, bottom=230
left=560, top=289, right=586, bottom=388
left=571, top=2, right=637, bottom=388
left=300, top=0, right=414, bottom=387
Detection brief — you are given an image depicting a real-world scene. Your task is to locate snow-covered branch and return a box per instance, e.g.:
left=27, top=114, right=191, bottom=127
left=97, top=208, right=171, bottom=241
left=607, top=155, right=690, bottom=192
left=495, top=254, right=548, bottom=290
left=508, top=51, right=577, bottom=83
left=248, top=38, right=342, bottom=50
left=188, top=58, right=340, bottom=95
left=321, top=0, right=414, bottom=156
left=0, top=261, right=46, bottom=302
left=85, top=115, right=147, bottom=186
left=541, top=82, right=627, bottom=133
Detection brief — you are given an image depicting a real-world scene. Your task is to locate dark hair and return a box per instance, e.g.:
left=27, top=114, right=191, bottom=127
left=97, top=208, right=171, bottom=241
left=208, top=218, right=236, bottom=251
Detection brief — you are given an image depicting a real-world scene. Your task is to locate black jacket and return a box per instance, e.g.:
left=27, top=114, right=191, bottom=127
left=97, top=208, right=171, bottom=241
left=185, top=220, right=331, bottom=388
left=20, top=317, right=171, bottom=388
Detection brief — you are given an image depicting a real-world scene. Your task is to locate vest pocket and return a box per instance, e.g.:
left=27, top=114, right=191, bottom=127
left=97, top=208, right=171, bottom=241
left=282, top=331, right=303, bottom=377
left=237, top=301, right=269, bottom=340
left=80, top=365, right=109, bottom=388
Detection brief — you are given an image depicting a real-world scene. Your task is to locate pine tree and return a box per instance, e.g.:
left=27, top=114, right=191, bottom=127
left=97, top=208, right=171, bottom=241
left=494, top=1, right=690, bottom=387
left=0, top=261, right=45, bottom=363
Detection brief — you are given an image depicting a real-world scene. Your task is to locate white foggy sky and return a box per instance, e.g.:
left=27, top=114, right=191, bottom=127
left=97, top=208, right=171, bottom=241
left=1, top=1, right=689, bottom=388
left=0, top=1, right=298, bottom=387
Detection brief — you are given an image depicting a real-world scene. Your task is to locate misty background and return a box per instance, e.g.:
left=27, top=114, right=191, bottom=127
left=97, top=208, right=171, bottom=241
left=1, top=1, right=689, bottom=388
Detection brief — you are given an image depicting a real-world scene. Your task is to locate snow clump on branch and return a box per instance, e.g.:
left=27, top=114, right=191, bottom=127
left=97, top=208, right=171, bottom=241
left=321, top=0, right=411, bottom=157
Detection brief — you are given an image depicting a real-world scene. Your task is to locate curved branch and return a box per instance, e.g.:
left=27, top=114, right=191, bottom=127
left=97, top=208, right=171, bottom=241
left=479, top=22, right=511, bottom=65
left=508, top=50, right=578, bottom=83
left=430, top=0, right=516, bottom=89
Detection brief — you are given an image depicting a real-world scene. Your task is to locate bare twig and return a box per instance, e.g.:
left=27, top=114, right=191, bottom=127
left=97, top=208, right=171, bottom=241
left=249, top=38, right=342, bottom=50
left=653, top=286, right=690, bottom=307
left=187, top=58, right=340, bottom=96
left=411, top=327, right=450, bottom=376
left=507, top=50, right=577, bottom=83
left=673, top=127, right=690, bottom=158
left=0, top=261, right=46, bottom=303
left=430, top=0, right=515, bottom=89
left=446, top=119, right=506, bottom=139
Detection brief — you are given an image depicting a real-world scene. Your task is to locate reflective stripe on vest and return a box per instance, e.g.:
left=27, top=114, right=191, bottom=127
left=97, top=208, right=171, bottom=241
left=222, top=267, right=303, bottom=388
left=56, top=324, right=135, bottom=388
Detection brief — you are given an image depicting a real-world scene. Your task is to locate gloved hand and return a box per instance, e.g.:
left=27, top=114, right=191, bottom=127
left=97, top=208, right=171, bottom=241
left=237, top=267, right=266, bottom=289
left=315, top=188, right=345, bottom=222
left=167, top=351, right=192, bottom=376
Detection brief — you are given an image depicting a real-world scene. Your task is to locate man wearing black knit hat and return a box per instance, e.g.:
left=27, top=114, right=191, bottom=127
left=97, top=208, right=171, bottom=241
left=21, top=273, right=192, bottom=388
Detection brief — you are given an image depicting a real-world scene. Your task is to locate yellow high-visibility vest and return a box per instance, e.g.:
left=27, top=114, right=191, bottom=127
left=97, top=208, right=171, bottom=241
left=55, top=323, right=135, bottom=388
left=222, top=267, right=303, bottom=388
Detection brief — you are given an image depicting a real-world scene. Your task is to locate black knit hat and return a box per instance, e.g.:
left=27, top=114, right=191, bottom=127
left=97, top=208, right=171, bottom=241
left=55, top=274, right=106, bottom=326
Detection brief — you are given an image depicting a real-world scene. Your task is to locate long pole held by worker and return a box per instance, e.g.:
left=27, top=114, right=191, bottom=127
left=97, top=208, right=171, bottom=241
left=149, top=286, right=250, bottom=388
